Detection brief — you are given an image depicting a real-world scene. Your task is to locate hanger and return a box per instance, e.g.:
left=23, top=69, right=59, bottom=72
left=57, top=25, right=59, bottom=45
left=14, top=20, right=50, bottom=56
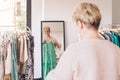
left=24, top=26, right=32, bottom=40
left=111, top=24, right=120, bottom=34
left=99, top=24, right=112, bottom=34
left=26, top=26, right=32, bottom=35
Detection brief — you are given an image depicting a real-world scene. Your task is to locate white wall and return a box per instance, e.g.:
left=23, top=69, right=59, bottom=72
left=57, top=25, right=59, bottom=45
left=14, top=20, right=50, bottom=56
left=32, top=0, right=42, bottom=78
left=32, top=0, right=112, bottom=78
left=112, top=0, right=120, bottom=24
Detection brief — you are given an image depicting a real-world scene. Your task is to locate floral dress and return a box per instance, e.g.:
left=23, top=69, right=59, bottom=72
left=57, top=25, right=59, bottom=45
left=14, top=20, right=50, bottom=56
left=42, top=41, right=56, bottom=80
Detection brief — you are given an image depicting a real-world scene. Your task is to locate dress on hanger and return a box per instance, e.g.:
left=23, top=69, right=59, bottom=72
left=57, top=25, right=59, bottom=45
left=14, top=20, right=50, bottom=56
left=11, top=36, right=18, bottom=80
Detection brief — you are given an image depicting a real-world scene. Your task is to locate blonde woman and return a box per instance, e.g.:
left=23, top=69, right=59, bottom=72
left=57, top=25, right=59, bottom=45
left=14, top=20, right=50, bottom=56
left=42, top=26, right=61, bottom=80
left=46, top=2, right=120, bottom=80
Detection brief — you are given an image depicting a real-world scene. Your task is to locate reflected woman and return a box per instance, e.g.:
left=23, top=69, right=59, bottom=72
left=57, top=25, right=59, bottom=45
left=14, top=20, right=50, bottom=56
left=42, top=26, right=61, bottom=80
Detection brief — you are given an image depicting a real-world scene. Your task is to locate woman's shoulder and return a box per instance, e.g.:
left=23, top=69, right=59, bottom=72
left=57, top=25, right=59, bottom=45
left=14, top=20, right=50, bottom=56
left=64, top=43, right=80, bottom=54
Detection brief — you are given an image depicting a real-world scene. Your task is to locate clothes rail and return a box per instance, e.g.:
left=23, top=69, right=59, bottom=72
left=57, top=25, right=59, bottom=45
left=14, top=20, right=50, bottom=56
left=99, top=24, right=120, bottom=29
left=0, top=28, right=34, bottom=80
left=0, top=26, right=31, bottom=32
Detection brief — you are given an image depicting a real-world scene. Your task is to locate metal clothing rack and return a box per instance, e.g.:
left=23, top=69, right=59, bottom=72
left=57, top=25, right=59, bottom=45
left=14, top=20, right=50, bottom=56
left=0, top=26, right=32, bottom=43
left=99, top=24, right=120, bottom=33
left=112, top=24, right=120, bottom=29
left=0, top=26, right=31, bottom=32
left=99, top=24, right=120, bottom=29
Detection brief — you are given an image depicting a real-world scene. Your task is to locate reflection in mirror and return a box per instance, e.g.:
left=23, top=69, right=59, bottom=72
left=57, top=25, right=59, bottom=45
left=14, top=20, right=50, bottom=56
left=41, top=21, right=65, bottom=80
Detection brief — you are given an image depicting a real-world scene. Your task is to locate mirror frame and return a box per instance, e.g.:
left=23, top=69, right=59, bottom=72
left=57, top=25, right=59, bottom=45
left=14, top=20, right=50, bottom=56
left=41, top=20, right=65, bottom=80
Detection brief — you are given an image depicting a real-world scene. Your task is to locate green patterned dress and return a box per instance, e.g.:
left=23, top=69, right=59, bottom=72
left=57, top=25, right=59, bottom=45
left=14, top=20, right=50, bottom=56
left=42, top=41, right=56, bottom=80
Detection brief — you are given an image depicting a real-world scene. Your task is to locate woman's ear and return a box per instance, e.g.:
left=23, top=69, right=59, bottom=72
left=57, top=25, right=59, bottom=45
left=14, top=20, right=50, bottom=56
left=77, top=20, right=83, bottom=29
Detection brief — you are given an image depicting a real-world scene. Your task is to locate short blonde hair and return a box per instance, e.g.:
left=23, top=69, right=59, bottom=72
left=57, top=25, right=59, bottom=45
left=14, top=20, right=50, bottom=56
left=73, top=2, right=101, bottom=29
left=43, top=26, right=51, bottom=32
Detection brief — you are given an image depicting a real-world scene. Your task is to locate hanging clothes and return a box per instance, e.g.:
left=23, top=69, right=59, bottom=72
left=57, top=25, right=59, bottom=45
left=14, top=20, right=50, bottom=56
left=106, top=33, right=114, bottom=42
left=42, top=41, right=57, bottom=80
left=5, top=40, right=12, bottom=74
left=111, top=33, right=120, bottom=47
left=18, top=34, right=26, bottom=80
left=0, top=31, right=34, bottom=80
left=1, top=36, right=9, bottom=80
left=118, top=35, right=120, bottom=46
left=25, top=34, right=34, bottom=80
left=0, top=45, right=4, bottom=80
left=11, top=36, right=18, bottom=80
left=3, top=39, right=12, bottom=80
left=99, top=29, right=120, bottom=47
left=17, top=33, right=34, bottom=80
left=0, top=62, right=3, bottom=80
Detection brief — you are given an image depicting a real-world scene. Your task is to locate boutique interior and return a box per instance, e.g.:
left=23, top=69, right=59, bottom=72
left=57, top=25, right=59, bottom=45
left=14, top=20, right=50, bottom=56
left=0, top=0, right=120, bottom=80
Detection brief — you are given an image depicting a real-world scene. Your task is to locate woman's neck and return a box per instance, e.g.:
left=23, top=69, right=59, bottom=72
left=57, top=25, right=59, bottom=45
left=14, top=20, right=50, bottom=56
left=80, top=30, right=103, bottom=40
left=46, top=35, right=51, bottom=38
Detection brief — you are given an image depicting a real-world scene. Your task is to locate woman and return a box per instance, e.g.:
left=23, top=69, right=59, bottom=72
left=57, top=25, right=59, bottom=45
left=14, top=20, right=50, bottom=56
left=42, top=26, right=61, bottom=80
left=45, top=2, right=120, bottom=80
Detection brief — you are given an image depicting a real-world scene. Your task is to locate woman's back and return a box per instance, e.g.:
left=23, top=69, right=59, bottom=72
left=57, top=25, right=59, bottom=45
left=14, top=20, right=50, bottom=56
left=72, top=40, right=120, bottom=80
left=46, top=40, right=120, bottom=80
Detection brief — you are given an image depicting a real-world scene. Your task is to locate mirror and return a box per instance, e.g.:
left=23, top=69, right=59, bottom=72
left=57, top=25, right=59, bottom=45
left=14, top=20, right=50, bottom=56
left=41, top=21, right=65, bottom=80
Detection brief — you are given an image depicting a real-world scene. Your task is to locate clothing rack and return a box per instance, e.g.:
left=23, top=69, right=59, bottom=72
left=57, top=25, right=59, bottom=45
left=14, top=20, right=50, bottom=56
left=0, top=28, right=34, bottom=80
left=0, top=26, right=32, bottom=34
left=99, top=24, right=120, bottom=29
left=112, top=24, right=120, bottom=28
left=99, top=25, right=120, bottom=47
left=99, top=24, right=120, bottom=33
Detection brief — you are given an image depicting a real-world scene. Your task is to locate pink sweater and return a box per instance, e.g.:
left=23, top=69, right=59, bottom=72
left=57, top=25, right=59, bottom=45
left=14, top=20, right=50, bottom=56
left=46, top=40, right=120, bottom=80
